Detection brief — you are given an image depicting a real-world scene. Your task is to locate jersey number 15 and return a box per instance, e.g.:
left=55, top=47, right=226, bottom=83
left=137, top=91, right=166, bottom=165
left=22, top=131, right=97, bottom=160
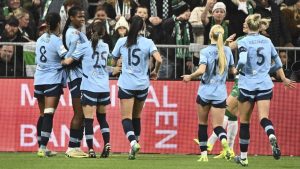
left=128, top=48, right=141, bottom=66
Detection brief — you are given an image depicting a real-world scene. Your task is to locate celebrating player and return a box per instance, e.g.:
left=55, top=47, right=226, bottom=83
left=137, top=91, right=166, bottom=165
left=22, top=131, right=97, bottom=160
left=61, top=6, right=88, bottom=158
left=34, top=12, right=65, bottom=157
left=111, top=15, right=162, bottom=160
left=234, top=14, right=295, bottom=166
left=182, top=24, right=236, bottom=162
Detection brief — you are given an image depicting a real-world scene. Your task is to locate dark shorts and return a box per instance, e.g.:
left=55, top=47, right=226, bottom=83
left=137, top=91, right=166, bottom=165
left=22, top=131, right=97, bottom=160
left=196, top=95, right=226, bottom=108
left=238, top=88, right=273, bottom=103
left=34, top=84, right=63, bottom=99
left=81, top=90, right=111, bottom=106
left=68, top=78, right=82, bottom=98
left=118, top=87, right=149, bottom=101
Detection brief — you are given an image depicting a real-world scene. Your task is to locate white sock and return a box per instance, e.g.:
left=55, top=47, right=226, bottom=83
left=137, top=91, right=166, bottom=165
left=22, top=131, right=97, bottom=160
left=269, top=134, right=276, bottom=141
left=208, top=132, right=218, bottom=146
left=227, top=120, right=238, bottom=149
left=66, top=147, right=73, bottom=152
left=201, top=151, right=207, bottom=156
left=223, top=115, right=229, bottom=128
left=241, top=152, right=248, bottom=159
left=130, top=140, right=137, bottom=147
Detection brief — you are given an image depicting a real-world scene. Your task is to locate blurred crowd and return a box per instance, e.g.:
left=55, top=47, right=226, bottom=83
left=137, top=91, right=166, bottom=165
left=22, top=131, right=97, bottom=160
left=0, top=0, right=300, bottom=79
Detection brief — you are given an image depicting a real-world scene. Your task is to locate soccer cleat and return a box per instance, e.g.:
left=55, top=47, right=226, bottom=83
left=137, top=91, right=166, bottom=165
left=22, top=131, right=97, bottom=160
left=128, top=143, right=140, bottom=160
left=37, top=148, right=57, bottom=157
left=234, top=156, right=248, bottom=166
left=88, top=149, right=96, bottom=158
left=197, top=155, right=208, bottom=162
left=37, top=148, right=47, bottom=157
left=214, top=149, right=235, bottom=159
left=221, top=139, right=231, bottom=160
left=45, top=148, right=57, bottom=157
left=100, top=143, right=111, bottom=158
left=229, top=149, right=235, bottom=158
left=213, top=150, right=225, bottom=159
left=65, top=147, right=89, bottom=158
left=207, top=143, right=213, bottom=152
left=269, top=135, right=281, bottom=160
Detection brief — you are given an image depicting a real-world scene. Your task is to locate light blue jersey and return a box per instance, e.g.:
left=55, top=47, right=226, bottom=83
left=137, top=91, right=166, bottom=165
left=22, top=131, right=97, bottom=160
left=79, top=40, right=110, bottom=92
left=34, top=33, right=67, bottom=85
left=198, top=45, right=235, bottom=101
left=112, top=36, right=157, bottom=90
left=65, top=26, right=87, bottom=81
left=237, top=33, right=281, bottom=91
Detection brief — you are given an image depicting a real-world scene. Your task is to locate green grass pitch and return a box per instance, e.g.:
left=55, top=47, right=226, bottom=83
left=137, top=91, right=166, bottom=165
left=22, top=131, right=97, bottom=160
left=0, top=153, right=299, bottom=169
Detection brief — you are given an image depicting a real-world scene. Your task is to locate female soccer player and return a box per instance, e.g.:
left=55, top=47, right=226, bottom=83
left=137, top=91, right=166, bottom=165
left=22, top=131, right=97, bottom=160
left=61, top=6, right=87, bottom=158
left=234, top=14, right=295, bottom=166
left=111, top=15, right=162, bottom=160
left=62, top=20, right=121, bottom=158
left=34, top=12, right=65, bottom=157
left=182, top=24, right=236, bottom=162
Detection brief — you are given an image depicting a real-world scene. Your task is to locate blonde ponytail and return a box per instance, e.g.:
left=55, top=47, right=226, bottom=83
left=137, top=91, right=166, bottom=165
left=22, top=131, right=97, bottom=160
left=217, top=32, right=226, bottom=74
left=209, top=24, right=227, bottom=75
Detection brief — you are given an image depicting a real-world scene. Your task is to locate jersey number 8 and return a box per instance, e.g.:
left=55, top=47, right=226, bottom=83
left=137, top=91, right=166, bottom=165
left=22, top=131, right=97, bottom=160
left=39, top=46, right=47, bottom=63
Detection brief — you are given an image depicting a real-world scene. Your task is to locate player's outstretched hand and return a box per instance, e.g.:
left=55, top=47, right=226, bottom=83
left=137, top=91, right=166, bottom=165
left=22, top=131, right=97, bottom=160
left=181, top=75, right=192, bottom=82
left=283, top=78, right=296, bottom=89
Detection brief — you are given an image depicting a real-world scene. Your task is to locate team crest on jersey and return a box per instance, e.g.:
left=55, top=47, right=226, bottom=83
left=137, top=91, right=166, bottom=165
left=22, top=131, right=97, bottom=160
left=72, top=31, right=80, bottom=35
